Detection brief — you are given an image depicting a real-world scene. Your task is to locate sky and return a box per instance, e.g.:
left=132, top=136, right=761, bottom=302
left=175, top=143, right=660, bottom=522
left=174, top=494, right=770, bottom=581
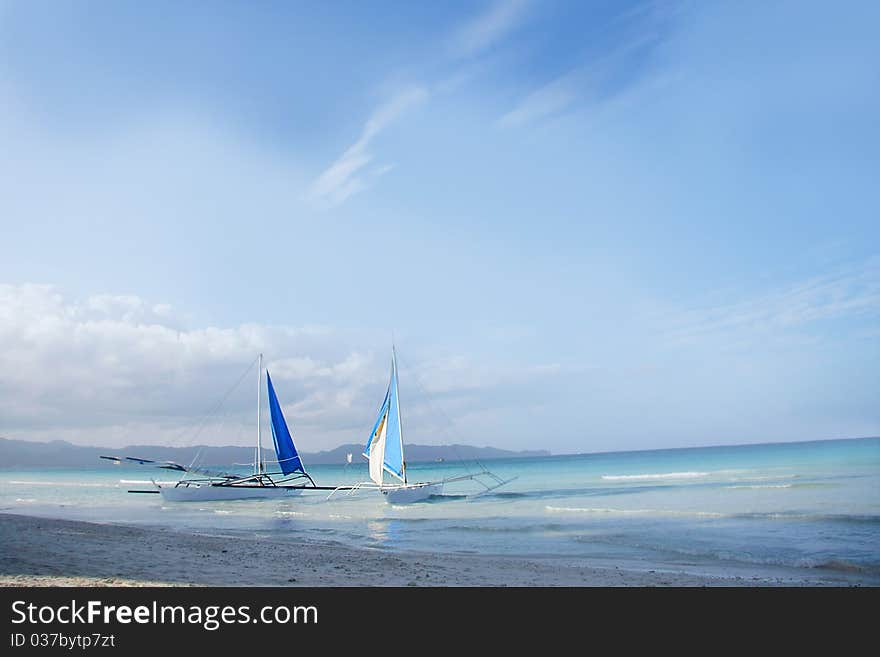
left=1, top=0, right=878, bottom=454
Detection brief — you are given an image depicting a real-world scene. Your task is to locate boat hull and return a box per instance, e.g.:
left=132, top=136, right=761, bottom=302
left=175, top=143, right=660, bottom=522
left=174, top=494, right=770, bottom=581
left=381, top=482, right=443, bottom=504
left=158, top=484, right=304, bottom=502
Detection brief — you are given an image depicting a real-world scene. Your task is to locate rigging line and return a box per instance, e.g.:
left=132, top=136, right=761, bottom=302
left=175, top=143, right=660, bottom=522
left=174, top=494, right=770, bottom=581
left=182, top=355, right=260, bottom=470
left=185, top=356, right=259, bottom=470
left=393, top=350, right=479, bottom=476
left=182, top=355, right=259, bottom=445
left=103, top=360, right=260, bottom=455
left=182, top=390, right=244, bottom=478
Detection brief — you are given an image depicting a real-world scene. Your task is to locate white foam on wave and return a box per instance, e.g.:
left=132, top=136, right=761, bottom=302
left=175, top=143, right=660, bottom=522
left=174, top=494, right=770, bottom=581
left=545, top=505, right=724, bottom=518
left=547, top=506, right=647, bottom=514
left=7, top=480, right=117, bottom=488
left=729, top=474, right=799, bottom=482
left=6, top=478, right=177, bottom=487
left=600, top=471, right=709, bottom=481
left=726, top=484, right=793, bottom=490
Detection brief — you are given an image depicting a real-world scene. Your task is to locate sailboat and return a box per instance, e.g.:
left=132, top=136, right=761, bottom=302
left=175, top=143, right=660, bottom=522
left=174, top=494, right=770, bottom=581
left=102, top=355, right=352, bottom=502
left=360, top=346, right=516, bottom=504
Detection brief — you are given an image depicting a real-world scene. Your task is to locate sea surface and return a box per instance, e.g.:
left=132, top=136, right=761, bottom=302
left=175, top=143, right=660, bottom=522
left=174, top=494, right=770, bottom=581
left=2, top=437, right=878, bottom=585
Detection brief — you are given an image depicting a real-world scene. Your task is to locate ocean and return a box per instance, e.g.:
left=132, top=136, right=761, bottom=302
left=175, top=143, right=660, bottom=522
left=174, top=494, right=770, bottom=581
left=2, top=437, right=878, bottom=585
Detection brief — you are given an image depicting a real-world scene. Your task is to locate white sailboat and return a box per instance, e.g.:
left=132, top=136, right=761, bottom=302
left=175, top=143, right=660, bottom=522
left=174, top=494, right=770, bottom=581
left=359, top=346, right=516, bottom=504
left=103, top=355, right=353, bottom=502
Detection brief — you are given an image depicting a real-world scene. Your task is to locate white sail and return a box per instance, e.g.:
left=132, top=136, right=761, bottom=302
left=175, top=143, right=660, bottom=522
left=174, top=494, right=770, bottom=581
left=350, top=345, right=517, bottom=504
left=384, top=348, right=405, bottom=483
left=368, top=411, right=388, bottom=485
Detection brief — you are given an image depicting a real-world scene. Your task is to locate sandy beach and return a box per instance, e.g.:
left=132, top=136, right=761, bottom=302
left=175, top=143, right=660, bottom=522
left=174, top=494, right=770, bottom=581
left=1, top=512, right=865, bottom=587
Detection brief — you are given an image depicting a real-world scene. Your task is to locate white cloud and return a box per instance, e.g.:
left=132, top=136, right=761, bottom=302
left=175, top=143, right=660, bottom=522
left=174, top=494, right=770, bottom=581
left=0, top=284, right=564, bottom=449
left=0, top=284, right=383, bottom=447
left=308, top=87, right=427, bottom=208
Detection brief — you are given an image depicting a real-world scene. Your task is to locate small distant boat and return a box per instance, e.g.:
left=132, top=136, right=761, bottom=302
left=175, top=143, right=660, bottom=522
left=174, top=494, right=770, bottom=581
left=102, top=355, right=353, bottom=502
left=349, top=346, right=516, bottom=504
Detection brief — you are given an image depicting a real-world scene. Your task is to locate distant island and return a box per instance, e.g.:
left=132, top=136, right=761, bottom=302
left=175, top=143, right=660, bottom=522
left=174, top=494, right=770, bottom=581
left=0, top=437, right=550, bottom=468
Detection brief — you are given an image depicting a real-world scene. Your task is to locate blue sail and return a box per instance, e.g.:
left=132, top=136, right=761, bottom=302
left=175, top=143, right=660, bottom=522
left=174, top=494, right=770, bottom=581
left=382, top=353, right=405, bottom=482
left=266, top=371, right=305, bottom=475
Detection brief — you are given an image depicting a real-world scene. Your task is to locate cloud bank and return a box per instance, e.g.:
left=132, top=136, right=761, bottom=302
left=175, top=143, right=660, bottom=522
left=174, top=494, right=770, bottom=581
left=0, top=284, right=379, bottom=447
left=0, top=284, right=561, bottom=449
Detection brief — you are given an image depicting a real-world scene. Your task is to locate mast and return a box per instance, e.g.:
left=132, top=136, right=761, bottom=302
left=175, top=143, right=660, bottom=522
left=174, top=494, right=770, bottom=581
left=256, top=353, right=263, bottom=476
left=392, top=343, right=406, bottom=484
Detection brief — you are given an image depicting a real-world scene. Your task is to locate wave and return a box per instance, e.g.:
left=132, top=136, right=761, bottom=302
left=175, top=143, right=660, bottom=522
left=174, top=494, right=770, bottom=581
left=812, top=559, right=878, bottom=574
left=7, top=480, right=119, bottom=488
left=626, top=543, right=880, bottom=575
left=601, top=472, right=709, bottom=481
left=728, top=474, right=800, bottom=482
left=568, top=530, right=880, bottom=575
left=6, top=478, right=177, bottom=487
left=724, top=482, right=837, bottom=490
left=447, top=522, right=571, bottom=534
left=471, top=485, right=634, bottom=500
left=546, top=505, right=725, bottom=518
left=544, top=505, right=880, bottom=525
left=735, top=512, right=880, bottom=524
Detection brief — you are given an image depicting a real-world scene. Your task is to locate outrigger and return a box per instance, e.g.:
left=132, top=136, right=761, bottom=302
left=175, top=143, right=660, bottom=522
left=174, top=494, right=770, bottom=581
left=101, top=354, right=356, bottom=501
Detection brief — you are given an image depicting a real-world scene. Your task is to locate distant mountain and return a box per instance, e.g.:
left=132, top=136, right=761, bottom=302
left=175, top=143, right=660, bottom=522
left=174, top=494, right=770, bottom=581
left=0, top=437, right=549, bottom=468
left=304, top=443, right=549, bottom=465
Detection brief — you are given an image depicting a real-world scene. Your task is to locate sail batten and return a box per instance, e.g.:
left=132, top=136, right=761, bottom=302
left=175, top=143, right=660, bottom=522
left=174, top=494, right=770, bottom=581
left=266, top=372, right=305, bottom=475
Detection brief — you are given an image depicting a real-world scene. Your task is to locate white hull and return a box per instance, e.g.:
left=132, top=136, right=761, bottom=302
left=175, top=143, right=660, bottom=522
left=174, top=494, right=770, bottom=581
left=381, top=482, right=443, bottom=504
left=157, top=483, right=304, bottom=502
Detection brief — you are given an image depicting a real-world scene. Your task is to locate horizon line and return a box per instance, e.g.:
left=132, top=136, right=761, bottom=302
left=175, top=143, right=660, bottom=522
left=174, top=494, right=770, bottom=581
left=2, top=434, right=876, bottom=462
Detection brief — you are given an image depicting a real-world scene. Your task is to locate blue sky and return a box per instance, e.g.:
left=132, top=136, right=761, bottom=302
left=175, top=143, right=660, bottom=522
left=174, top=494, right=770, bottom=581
left=0, top=0, right=878, bottom=453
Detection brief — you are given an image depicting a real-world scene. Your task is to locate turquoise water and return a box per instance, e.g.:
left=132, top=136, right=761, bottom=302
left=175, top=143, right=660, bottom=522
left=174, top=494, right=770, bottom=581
left=2, top=437, right=878, bottom=584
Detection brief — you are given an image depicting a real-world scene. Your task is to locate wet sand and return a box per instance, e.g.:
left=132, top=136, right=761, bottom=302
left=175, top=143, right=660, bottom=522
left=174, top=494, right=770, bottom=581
left=0, top=513, right=858, bottom=587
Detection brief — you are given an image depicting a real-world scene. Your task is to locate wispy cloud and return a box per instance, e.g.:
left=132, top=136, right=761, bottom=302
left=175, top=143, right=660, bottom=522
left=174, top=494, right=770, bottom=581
left=497, top=11, right=667, bottom=128
left=308, top=2, right=532, bottom=208
left=449, top=0, right=530, bottom=58
left=308, top=86, right=427, bottom=208
left=661, top=259, right=880, bottom=346
left=498, top=73, right=580, bottom=128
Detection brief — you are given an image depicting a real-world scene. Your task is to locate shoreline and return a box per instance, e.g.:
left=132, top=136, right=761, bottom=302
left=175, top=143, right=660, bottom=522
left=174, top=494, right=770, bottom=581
left=1, top=512, right=868, bottom=587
